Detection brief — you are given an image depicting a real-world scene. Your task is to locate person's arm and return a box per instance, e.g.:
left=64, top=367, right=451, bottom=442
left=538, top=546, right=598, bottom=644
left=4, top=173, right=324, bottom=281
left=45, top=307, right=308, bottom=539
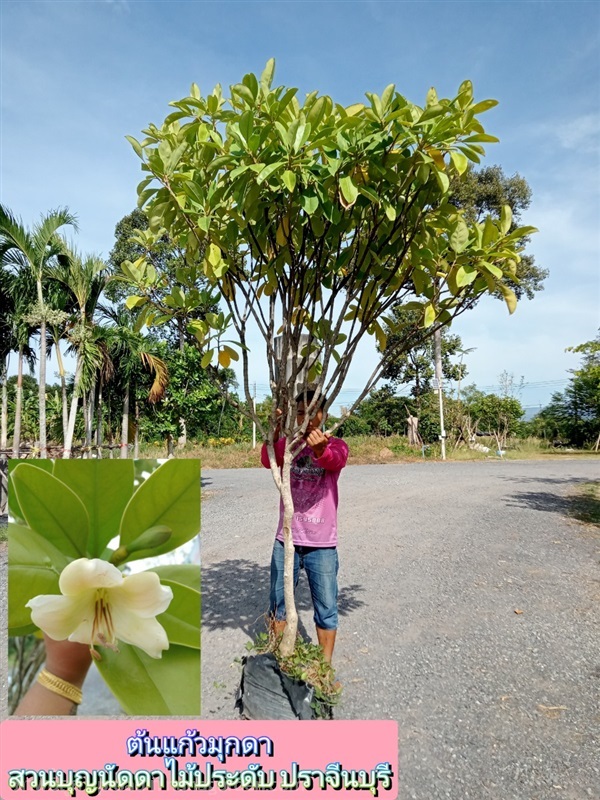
left=261, top=436, right=285, bottom=468
left=309, top=434, right=349, bottom=471
left=14, top=636, right=92, bottom=716
left=261, top=409, right=286, bottom=469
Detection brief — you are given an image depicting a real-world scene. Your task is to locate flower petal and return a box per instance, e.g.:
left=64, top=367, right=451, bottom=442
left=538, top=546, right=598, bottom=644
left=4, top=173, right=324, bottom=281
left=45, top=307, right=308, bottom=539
left=26, top=592, right=95, bottom=641
left=110, top=605, right=170, bottom=658
left=59, top=558, right=124, bottom=596
left=110, top=572, right=173, bottom=618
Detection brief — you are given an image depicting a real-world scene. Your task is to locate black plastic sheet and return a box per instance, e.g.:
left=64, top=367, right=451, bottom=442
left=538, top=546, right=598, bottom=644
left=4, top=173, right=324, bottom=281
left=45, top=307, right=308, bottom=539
left=235, top=653, right=317, bottom=720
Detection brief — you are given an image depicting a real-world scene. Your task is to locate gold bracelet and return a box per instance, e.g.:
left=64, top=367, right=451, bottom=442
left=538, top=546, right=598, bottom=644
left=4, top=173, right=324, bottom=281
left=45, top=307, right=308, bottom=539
left=37, top=668, right=83, bottom=705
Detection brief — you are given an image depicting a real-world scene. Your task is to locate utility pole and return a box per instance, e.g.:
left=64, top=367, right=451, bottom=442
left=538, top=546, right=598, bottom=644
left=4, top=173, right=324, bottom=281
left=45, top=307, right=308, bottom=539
left=252, top=382, right=256, bottom=449
left=434, top=328, right=446, bottom=460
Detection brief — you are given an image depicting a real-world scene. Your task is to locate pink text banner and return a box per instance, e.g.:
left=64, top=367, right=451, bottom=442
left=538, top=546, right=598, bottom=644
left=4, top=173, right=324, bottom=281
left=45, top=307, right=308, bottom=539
left=1, top=719, right=398, bottom=798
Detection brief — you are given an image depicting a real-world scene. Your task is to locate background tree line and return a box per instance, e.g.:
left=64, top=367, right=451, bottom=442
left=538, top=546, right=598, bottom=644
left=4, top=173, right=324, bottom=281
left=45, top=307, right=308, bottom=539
left=1, top=166, right=596, bottom=456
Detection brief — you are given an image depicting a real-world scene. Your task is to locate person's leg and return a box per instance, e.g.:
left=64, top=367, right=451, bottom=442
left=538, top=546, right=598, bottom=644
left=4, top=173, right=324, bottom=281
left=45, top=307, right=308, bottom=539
left=269, top=539, right=299, bottom=637
left=304, top=547, right=339, bottom=663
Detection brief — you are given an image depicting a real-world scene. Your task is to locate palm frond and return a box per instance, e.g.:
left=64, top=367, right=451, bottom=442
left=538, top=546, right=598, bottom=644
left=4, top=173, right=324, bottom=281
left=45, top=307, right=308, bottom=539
left=139, top=351, right=169, bottom=403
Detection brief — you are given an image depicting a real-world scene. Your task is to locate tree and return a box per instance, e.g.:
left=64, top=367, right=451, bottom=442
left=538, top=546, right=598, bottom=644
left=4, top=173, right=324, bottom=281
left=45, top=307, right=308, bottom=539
left=124, top=62, right=535, bottom=655
left=101, top=305, right=168, bottom=457
left=51, top=248, right=109, bottom=458
left=107, top=209, right=219, bottom=351
left=380, top=306, right=469, bottom=403
left=0, top=206, right=77, bottom=456
left=535, top=333, right=600, bottom=447
left=460, top=385, right=524, bottom=448
left=450, top=164, right=547, bottom=300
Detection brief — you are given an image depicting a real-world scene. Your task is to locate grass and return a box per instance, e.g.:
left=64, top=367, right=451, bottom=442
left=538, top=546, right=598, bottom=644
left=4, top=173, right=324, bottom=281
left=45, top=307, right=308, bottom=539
left=138, top=435, right=600, bottom=469
left=570, top=482, right=600, bottom=527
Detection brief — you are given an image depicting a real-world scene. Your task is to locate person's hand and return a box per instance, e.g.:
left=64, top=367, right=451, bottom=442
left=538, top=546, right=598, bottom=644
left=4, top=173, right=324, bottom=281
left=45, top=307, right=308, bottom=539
left=306, top=429, right=330, bottom=459
left=44, top=635, right=93, bottom=688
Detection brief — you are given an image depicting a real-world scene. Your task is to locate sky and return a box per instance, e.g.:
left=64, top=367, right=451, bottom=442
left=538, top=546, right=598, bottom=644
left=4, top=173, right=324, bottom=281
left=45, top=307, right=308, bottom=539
left=1, top=0, right=599, bottom=415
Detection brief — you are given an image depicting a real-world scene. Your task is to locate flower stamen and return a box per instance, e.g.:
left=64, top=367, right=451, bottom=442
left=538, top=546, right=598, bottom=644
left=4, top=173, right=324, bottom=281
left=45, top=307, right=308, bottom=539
left=90, top=590, right=119, bottom=657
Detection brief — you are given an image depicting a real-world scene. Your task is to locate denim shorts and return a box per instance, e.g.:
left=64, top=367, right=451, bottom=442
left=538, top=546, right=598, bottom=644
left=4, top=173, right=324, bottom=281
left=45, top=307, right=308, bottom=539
left=269, top=539, right=339, bottom=630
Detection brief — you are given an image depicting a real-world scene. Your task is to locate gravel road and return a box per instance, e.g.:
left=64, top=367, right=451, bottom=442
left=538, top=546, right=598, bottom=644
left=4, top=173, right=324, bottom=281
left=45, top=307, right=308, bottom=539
left=200, top=459, right=600, bottom=800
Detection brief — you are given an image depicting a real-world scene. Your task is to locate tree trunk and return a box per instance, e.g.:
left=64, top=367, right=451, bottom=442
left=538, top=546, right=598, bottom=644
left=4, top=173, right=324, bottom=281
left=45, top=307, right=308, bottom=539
left=63, top=356, right=83, bottom=459
left=81, top=390, right=89, bottom=458
left=406, top=415, right=420, bottom=446
left=120, top=383, right=129, bottom=459
left=96, top=376, right=103, bottom=459
left=85, top=387, right=94, bottom=457
left=38, top=318, right=47, bottom=458
left=55, top=342, right=68, bottom=443
left=134, top=399, right=140, bottom=459
left=278, top=444, right=298, bottom=657
left=434, top=327, right=446, bottom=461
left=12, top=347, right=24, bottom=458
left=167, top=432, right=174, bottom=458
left=1, top=359, right=7, bottom=452
left=178, top=418, right=187, bottom=449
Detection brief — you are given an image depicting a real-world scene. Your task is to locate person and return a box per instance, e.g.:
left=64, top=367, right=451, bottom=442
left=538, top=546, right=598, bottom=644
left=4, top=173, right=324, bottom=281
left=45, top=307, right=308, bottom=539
left=261, top=390, right=349, bottom=665
left=14, top=635, right=92, bottom=716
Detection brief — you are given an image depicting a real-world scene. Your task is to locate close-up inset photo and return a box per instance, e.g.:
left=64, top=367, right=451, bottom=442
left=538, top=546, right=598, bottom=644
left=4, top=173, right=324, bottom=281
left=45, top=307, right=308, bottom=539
left=8, top=458, right=201, bottom=717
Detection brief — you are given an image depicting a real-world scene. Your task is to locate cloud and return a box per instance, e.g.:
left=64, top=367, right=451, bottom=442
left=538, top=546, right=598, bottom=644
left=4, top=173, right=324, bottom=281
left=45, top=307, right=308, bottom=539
left=554, top=113, right=600, bottom=152
left=103, top=0, right=131, bottom=11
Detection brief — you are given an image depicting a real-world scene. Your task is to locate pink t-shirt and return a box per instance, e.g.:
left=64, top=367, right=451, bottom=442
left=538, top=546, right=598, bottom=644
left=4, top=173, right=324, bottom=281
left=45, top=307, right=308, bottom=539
left=261, top=436, right=349, bottom=547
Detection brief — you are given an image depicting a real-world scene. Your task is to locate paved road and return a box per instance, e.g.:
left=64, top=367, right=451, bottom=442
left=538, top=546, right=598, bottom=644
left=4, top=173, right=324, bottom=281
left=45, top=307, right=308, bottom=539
left=200, top=459, right=600, bottom=800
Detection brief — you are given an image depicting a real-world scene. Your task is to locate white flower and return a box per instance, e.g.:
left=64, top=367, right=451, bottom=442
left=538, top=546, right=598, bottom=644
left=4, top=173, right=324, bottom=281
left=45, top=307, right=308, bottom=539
left=26, top=558, right=173, bottom=659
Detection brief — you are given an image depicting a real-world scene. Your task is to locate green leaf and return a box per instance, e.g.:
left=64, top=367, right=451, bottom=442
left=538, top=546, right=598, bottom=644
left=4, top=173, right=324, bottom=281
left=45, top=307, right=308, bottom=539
left=260, top=59, right=275, bottom=94
left=339, top=175, right=358, bottom=206
left=434, top=169, right=450, bottom=193
left=383, top=203, right=396, bottom=221
left=239, top=110, right=253, bottom=144
left=282, top=170, right=297, bottom=193
left=201, top=349, right=214, bottom=368
left=125, top=295, right=146, bottom=310
left=482, top=216, right=499, bottom=246
left=470, top=99, right=499, bottom=114
left=95, top=642, right=200, bottom=715
left=125, top=135, right=143, bottom=158
left=150, top=564, right=201, bottom=593
left=306, top=95, right=328, bottom=128
left=256, top=161, right=285, bottom=185
left=11, top=464, right=89, bottom=559
left=300, top=190, right=319, bottom=215
left=52, top=460, right=134, bottom=557
left=426, top=87, right=438, bottom=107
left=450, top=151, right=468, bottom=175
left=8, top=524, right=69, bottom=633
left=412, top=267, right=428, bottom=295
left=500, top=204, right=513, bottom=236
left=498, top=283, right=518, bottom=314
left=450, top=219, right=469, bottom=253
left=119, top=460, right=200, bottom=562
left=455, top=265, right=477, bottom=287
left=481, top=260, right=503, bottom=278
left=424, top=303, right=436, bottom=327
left=154, top=578, right=200, bottom=649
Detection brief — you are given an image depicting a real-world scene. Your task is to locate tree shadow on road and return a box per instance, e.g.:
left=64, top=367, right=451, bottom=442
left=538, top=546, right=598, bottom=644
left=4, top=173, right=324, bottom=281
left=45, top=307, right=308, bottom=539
left=504, top=490, right=572, bottom=515
left=201, top=557, right=366, bottom=640
left=500, top=475, right=593, bottom=487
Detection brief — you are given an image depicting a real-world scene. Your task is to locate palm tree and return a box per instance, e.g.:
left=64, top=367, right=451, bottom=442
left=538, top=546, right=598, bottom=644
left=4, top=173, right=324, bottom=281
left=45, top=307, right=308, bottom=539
left=8, top=270, right=38, bottom=457
left=51, top=247, right=108, bottom=458
left=0, top=206, right=77, bottom=457
left=101, top=305, right=168, bottom=458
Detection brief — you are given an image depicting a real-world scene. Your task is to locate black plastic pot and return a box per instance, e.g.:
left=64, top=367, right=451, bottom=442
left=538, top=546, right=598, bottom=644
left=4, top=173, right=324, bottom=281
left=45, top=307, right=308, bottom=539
left=236, top=653, right=332, bottom=720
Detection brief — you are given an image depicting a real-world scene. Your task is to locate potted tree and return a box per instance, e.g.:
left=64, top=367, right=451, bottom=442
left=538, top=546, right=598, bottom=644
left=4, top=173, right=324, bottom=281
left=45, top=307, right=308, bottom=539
left=123, top=61, right=535, bottom=717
